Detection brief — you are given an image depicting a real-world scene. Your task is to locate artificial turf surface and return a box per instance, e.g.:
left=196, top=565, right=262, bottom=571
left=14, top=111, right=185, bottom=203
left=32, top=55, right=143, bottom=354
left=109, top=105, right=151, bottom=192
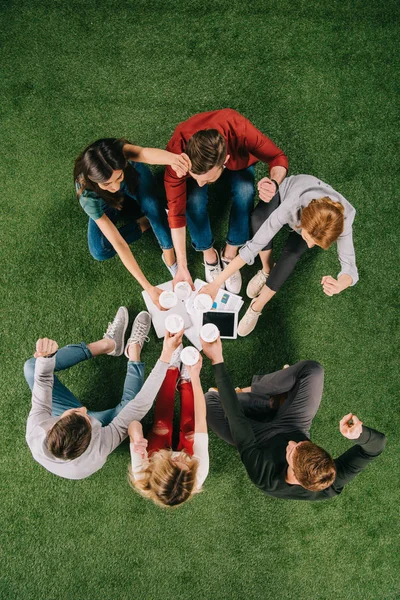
left=1, top=0, right=399, bottom=598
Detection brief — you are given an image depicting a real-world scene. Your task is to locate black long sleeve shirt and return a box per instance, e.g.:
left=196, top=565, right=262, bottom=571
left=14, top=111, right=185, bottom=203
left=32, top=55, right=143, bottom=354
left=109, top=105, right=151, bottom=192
left=213, top=362, right=387, bottom=501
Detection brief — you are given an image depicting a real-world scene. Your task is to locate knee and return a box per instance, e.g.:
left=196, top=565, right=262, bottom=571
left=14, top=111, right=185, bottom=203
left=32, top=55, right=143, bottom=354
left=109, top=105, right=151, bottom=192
left=23, top=357, right=36, bottom=382
left=152, top=420, right=170, bottom=436
left=88, top=245, right=113, bottom=262
left=233, top=181, right=255, bottom=207
left=304, top=361, right=324, bottom=380
left=205, top=391, right=221, bottom=409
left=251, top=211, right=266, bottom=236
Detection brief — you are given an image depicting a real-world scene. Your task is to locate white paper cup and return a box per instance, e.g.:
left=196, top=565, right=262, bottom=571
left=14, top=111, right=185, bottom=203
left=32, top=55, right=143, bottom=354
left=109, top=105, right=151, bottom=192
left=159, top=290, right=178, bottom=309
left=200, top=323, right=219, bottom=343
left=180, top=346, right=200, bottom=366
left=165, top=314, right=184, bottom=334
left=175, top=281, right=192, bottom=301
left=193, top=293, right=213, bottom=312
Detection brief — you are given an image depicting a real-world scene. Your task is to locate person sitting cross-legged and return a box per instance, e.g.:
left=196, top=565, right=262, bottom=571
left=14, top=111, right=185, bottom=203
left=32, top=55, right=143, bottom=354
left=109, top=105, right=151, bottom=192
left=24, top=307, right=183, bottom=480
left=128, top=349, right=209, bottom=508
left=202, top=336, right=386, bottom=501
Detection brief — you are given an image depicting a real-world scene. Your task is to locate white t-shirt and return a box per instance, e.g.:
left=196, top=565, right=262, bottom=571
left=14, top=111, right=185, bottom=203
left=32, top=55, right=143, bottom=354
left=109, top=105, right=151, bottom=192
left=130, top=432, right=209, bottom=490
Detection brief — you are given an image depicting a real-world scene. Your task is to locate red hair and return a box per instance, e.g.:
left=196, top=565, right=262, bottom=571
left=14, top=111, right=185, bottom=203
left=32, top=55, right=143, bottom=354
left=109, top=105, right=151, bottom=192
left=300, top=197, right=344, bottom=249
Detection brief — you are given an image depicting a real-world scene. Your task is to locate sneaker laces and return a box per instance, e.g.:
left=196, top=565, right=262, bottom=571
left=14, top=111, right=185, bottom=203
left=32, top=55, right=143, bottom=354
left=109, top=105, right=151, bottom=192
left=205, top=263, right=222, bottom=278
left=104, top=320, right=120, bottom=338
left=130, top=320, right=150, bottom=345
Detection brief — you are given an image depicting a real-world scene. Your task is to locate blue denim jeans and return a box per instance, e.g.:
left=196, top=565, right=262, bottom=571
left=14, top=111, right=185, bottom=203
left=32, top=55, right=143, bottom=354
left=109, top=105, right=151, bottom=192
left=88, top=162, right=173, bottom=261
left=186, top=165, right=255, bottom=251
left=23, top=343, right=145, bottom=426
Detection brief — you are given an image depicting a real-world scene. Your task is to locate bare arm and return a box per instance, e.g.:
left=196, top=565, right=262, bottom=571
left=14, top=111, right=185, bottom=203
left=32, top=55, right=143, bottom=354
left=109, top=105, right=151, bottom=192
left=192, top=375, right=207, bottom=434
left=200, top=254, right=246, bottom=300
left=171, top=226, right=195, bottom=289
left=95, top=213, right=163, bottom=308
left=123, top=144, right=190, bottom=177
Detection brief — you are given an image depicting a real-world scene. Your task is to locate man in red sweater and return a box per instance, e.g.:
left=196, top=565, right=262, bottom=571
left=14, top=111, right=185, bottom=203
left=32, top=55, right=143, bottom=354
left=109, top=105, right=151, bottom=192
left=164, top=109, right=288, bottom=293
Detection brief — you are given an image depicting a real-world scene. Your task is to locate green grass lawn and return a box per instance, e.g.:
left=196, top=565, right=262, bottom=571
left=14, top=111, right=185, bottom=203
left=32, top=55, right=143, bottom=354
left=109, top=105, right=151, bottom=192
left=1, top=0, right=399, bottom=598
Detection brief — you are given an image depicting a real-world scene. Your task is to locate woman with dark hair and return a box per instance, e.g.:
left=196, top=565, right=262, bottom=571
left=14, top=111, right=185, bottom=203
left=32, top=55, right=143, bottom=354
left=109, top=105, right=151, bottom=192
left=75, top=138, right=190, bottom=308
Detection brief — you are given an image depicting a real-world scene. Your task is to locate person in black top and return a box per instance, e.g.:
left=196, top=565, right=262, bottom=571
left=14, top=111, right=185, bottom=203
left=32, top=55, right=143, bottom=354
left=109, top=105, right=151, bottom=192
left=202, top=336, right=386, bottom=501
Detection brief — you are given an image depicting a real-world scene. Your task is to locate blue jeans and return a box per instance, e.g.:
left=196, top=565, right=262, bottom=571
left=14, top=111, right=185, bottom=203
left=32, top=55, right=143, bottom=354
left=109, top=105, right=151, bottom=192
left=186, top=166, right=255, bottom=251
left=23, top=343, right=145, bottom=426
left=88, top=162, right=173, bottom=261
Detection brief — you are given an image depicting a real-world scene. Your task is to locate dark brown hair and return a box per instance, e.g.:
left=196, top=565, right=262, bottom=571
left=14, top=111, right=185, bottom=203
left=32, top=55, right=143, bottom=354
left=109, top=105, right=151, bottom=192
left=47, top=413, right=92, bottom=461
left=300, top=197, right=345, bottom=249
left=292, top=441, right=337, bottom=491
left=185, top=129, right=227, bottom=175
left=74, top=138, right=139, bottom=210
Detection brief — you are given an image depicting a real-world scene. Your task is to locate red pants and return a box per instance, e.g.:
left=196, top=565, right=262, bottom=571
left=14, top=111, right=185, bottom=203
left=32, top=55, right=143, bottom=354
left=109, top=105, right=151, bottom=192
left=147, top=368, right=194, bottom=456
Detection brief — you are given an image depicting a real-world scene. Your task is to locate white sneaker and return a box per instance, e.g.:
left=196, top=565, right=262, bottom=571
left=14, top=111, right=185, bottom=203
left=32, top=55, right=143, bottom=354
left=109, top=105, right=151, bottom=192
left=124, top=311, right=151, bottom=358
left=104, top=307, right=129, bottom=356
left=169, top=343, right=183, bottom=369
left=204, top=250, right=225, bottom=288
left=220, top=251, right=242, bottom=294
left=246, top=270, right=269, bottom=299
left=237, top=300, right=263, bottom=337
left=162, top=253, right=178, bottom=278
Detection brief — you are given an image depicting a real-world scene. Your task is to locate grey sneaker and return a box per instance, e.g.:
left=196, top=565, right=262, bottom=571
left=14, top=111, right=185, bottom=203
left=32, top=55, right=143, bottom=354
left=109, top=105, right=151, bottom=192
left=237, top=300, right=263, bottom=337
left=124, top=311, right=151, bottom=358
left=204, top=250, right=225, bottom=288
left=246, top=270, right=269, bottom=299
left=162, top=253, right=178, bottom=278
left=220, top=251, right=242, bottom=294
left=169, top=343, right=183, bottom=369
left=179, top=362, right=191, bottom=382
left=104, top=307, right=129, bottom=356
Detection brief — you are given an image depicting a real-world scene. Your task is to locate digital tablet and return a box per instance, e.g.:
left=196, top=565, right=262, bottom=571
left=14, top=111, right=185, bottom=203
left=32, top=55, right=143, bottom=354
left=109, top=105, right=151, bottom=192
left=202, top=310, right=238, bottom=340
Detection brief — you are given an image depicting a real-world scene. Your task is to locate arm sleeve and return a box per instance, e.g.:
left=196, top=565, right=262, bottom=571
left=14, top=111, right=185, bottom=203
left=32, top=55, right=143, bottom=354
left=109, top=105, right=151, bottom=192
left=129, top=443, right=148, bottom=481
left=332, top=426, right=387, bottom=493
left=336, top=221, right=359, bottom=285
left=213, top=362, right=278, bottom=490
left=239, top=202, right=289, bottom=265
left=193, top=433, right=209, bottom=488
left=99, top=360, right=169, bottom=457
left=243, top=116, right=288, bottom=171
left=26, top=356, right=56, bottom=436
left=213, top=362, right=257, bottom=453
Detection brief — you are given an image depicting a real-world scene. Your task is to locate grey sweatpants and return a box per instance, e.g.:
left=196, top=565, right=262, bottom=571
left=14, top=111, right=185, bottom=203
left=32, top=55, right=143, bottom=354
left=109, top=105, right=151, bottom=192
left=205, top=360, right=324, bottom=446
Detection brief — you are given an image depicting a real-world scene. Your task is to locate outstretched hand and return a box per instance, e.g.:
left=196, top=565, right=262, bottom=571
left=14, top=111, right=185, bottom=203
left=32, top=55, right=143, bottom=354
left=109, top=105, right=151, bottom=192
left=34, top=338, right=58, bottom=358
left=198, top=282, right=219, bottom=301
left=173, top=266, right=195, bottom=291
left=339, top=413, right=363, bottom=440
left=148, top=286, right=167, bottom=311
left=161, top=329, right=184, bottom=363
left=201, top=335, right=224, bottom=365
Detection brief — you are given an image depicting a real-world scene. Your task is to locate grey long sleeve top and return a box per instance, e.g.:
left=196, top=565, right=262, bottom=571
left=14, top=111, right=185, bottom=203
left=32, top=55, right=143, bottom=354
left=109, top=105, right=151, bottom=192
left=26, top=355, right=169, bottom=480
left=240, top=174, right=359, bottom=285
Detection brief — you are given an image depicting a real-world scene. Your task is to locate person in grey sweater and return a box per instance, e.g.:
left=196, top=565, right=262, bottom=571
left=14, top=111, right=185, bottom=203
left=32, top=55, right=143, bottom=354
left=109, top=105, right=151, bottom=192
left=201, top=174, right=358, bottom=336
left=24, top=307, right=183, bottom=480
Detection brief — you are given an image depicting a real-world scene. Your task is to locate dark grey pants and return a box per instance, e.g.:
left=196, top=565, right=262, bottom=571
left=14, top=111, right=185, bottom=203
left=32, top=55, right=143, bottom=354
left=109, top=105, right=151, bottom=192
left=251, top=194, right=310, bottom=292
left=205, top=361, right=324, bottom=446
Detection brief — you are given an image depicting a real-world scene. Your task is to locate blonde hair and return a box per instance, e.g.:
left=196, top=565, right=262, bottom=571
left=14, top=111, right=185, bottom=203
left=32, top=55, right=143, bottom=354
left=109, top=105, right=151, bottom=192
left=128, top=449, right=200, bottom=508
left=300, top=197, right=345, bottom=249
